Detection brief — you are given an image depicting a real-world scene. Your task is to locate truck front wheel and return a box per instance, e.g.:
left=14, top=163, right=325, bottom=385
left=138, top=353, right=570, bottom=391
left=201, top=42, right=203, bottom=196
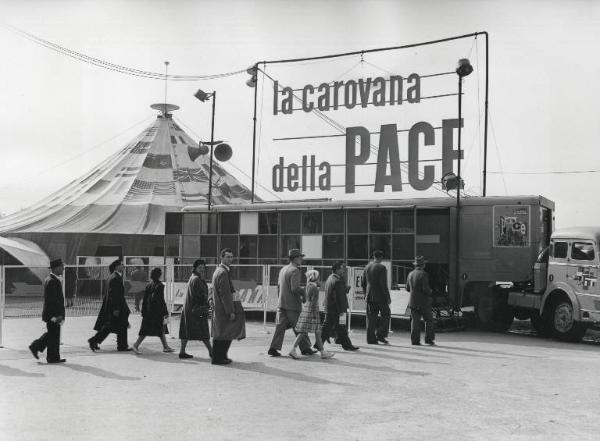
left=549, top=299, right=587, bottom=342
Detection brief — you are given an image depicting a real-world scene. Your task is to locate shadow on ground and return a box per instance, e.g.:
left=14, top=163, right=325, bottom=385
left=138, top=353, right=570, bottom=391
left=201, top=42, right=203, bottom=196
left=224, top=360, right=358, bottom=387
left=58, top=362, right=141, bottom=381
left=0, top=364, right=45, bottom=377
left=298, top=355, right=432, bottom=376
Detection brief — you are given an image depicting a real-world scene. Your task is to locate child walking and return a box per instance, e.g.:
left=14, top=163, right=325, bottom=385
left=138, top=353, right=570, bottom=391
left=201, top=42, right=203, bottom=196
left=289, top=270, right=334, bottom=360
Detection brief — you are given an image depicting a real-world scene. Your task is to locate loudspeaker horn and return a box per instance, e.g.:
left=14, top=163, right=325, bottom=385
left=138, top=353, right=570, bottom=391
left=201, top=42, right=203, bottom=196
left=214, top=143, right=232, bottom=162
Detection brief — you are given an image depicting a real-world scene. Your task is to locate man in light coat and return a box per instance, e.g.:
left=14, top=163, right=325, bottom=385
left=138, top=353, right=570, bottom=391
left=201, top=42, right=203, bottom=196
left=267, top=249, right=314, bottom=357
left=406, top=255, right=435, bottom=346
left=211, top=248, right=246, bottom=365
left=362, top=250, right=392, bottom=344
left=29, top=258, right=66, bottom=363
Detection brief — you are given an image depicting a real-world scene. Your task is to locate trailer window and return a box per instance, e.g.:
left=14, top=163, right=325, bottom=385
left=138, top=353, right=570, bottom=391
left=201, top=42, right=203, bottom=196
left=552, top=242, right=568, bottom=259
left=571, top=242, right=595, bottom=261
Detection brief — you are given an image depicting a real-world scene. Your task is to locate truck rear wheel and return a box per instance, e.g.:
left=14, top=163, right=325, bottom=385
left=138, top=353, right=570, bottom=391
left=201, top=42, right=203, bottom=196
left=549, top=299, right=587, bottom=342
left=474, top=286, right=514, bottom=332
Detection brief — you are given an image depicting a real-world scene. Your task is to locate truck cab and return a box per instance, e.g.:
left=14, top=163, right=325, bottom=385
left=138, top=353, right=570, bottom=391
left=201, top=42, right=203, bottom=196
left=515, top=227, right=600, bottom=341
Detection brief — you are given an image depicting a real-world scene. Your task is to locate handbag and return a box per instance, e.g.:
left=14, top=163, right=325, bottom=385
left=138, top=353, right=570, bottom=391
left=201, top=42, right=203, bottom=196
left=191, top=304, right=209, bottom=318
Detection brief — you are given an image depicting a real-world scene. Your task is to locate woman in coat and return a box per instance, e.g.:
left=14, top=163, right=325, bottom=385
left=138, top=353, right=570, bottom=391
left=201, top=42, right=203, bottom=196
left=289, top=270, right=334, bottom=360
left=178, top=259, right=212, bottom=359
left=132, top=267, right=173, bottom=354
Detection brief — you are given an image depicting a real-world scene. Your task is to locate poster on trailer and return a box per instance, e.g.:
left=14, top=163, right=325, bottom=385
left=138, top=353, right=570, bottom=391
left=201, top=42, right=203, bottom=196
left=493, top=205, right=530, bottom=247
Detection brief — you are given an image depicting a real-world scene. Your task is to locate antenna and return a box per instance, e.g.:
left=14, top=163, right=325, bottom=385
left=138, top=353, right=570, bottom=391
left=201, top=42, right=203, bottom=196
left=150, top=62, right=177, bottom=117
left=164, top=61, right=170, bottom=104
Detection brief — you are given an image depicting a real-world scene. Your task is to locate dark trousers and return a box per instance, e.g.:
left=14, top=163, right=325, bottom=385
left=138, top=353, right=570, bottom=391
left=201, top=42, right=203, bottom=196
left=31, top=321, right=61, bottom=362
left=410, top=306, right=435, bottom=344
left=269, top=309, right=311, bottom=352
left=366, top=301, right=391, bottom=342
left=90, top=326, right=128, bottom=350
left=321, top=313, right=353, bottom=347
left=213, top=339, right=232, bottom=362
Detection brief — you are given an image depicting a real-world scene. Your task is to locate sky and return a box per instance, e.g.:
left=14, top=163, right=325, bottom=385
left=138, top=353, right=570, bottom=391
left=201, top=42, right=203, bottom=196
left=0, top=0, right=599, bottom=227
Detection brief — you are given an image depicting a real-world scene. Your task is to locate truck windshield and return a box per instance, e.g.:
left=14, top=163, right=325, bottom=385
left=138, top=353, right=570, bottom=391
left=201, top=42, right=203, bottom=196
left=571, top=242, right=595, bottom=261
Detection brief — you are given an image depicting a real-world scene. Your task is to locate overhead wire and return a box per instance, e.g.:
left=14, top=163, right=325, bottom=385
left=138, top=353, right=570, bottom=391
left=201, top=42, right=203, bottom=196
left=488, top=169, right=600, bottom=175
left=488, top=111, right=509, bottom=194
left=5, top=24, right=245, bottom=81
left=475, top=36, right=483, bottom=193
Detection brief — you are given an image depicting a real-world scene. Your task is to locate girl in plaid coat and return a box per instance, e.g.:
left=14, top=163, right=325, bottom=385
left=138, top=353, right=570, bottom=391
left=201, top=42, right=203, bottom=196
left=289, top=270, right=334, bottom=360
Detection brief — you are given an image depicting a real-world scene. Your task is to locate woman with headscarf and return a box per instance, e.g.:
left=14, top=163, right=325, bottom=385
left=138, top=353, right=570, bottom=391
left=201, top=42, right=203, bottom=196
left=178, top=259, right=212, bottom=359
left=132, top=267, right=173, bottom=354
left=289, top=270, right=334, bottom=360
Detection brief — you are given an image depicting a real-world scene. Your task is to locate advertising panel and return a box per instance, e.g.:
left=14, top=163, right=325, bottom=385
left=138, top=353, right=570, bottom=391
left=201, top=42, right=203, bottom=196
left=254, top=37, right=486, bottom=201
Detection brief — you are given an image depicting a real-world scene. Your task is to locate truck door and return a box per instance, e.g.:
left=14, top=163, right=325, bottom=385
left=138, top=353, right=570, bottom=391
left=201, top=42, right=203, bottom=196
left=549, top=239, right=569, bottom=288
left=567, top=241, right=599, bottom=314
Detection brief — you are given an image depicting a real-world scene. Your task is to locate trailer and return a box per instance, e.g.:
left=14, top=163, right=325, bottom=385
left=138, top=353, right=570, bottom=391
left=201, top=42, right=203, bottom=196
left=166, top=194, right=559, bottom=331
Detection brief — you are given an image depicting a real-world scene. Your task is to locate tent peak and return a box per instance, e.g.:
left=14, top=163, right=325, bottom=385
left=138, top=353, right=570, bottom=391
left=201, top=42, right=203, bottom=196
left=150, top=103, right=180, bottom=118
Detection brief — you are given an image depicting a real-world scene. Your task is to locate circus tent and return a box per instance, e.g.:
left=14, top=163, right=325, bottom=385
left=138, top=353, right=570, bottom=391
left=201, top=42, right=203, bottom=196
left=0, top=104, right=255, bottom=263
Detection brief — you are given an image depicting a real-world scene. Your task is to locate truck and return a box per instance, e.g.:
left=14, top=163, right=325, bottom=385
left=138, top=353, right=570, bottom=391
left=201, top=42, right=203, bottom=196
left=171, top=194, right=591, bottom=337
left=169, top=194, right=600, bottom=341
left=505, top=227, right=600, bottom=341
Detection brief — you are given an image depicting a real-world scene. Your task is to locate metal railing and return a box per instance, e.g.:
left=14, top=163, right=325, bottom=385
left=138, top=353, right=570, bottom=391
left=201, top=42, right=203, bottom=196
left=0, top=263, right=412, bottom=346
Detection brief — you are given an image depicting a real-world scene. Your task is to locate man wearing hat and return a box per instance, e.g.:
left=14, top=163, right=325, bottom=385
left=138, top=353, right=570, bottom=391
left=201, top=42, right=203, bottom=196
left=29, top=258, right=66, bottom=363
left=321, top=261, right=359, bottom=351
left=88, top=259, right=132, bottom=351
left=406, top=255, right=435, bottom=345
left=267, top=248, right=314, bottom=357
left=362, top=250, right=392, bottom=344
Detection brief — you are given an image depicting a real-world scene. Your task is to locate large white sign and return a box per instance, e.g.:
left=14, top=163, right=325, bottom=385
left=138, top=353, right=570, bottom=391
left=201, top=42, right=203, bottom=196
left=255, top=38, right=485, bottom=200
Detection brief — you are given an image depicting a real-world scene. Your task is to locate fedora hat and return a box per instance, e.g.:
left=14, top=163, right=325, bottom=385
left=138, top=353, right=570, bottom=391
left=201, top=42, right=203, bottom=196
left=288, top=248, right=305, bottom=259
left=49, top=258, right=63, bottom=269
left=412, top=256, right=427, bottom=266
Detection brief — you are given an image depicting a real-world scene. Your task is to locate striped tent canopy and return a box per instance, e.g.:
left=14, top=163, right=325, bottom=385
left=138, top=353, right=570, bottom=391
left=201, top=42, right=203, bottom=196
left=0, top=104, right=254, bottom=236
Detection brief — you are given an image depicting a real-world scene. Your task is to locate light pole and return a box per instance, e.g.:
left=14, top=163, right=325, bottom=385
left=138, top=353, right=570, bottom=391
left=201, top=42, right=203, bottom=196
left=454, top=58, right=473, bottom=311
left=194, top=89, right=216, bottom=210
left=246, top=64, right=258, bottom=203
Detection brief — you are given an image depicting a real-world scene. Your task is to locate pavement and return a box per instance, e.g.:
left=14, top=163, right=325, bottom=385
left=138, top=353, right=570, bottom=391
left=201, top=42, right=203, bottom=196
left=1, top=315, right=600, bottom=441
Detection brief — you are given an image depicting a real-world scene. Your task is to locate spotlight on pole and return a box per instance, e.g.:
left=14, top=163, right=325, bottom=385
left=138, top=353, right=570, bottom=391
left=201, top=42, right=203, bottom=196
left=453, top=57, right=472, bottom=313
left=246, top=64, right=257, bottom=88
left=456, top=58, right=473, bottom=78
left=193, top=89, right=217, bottom=209
left=194, top=89, right=211, bottom=102
left=441, top=172, right=464, bottom=191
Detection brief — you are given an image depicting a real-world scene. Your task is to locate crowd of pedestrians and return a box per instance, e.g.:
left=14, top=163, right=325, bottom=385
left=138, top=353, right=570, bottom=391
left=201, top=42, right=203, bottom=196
left=28, top=248, right=436, bottom=365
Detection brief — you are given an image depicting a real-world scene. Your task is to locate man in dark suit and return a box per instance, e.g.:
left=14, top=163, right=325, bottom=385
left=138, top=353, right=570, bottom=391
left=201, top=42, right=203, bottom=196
left=406, top=255, right=435, bottom=345
left=29, top=258, right=66, bottom=363
left=88, top=259, right=132, bottom=351
left=321, top=261, right=359, bottom=351
left=362, top=250, right=391, bottom=344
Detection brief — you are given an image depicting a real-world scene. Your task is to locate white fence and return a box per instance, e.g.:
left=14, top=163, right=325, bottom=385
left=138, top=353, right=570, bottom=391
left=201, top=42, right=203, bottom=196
left=0, top=263, right=413, bottom=347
